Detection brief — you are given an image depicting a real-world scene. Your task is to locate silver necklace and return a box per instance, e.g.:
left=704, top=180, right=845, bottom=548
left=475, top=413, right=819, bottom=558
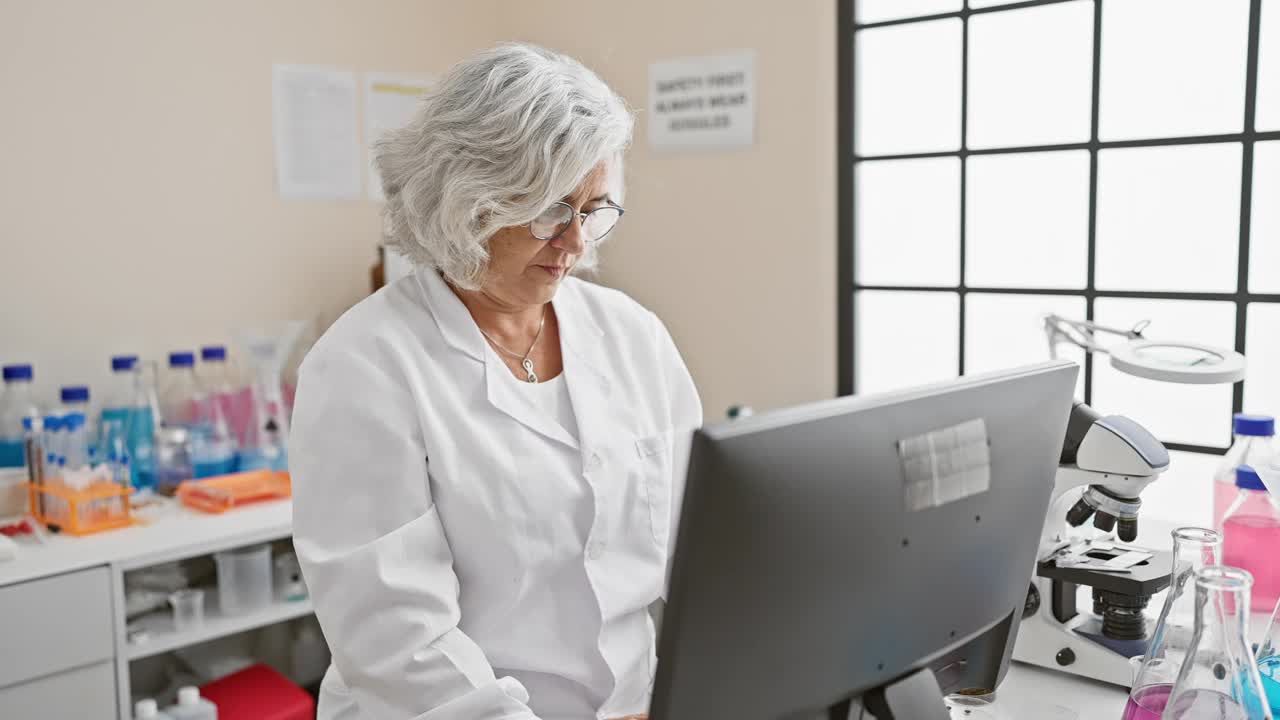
left=479, top=306, right=547, bottom=383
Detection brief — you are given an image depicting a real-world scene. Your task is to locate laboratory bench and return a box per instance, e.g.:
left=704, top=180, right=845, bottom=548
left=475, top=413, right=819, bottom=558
left=0, top=496, right=306, bottom=719
left=0, top=499, right=1262, bottom=719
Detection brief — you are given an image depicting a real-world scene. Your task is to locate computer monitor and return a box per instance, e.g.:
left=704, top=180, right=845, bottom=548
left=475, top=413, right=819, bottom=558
left=650, top=361, right=1079, bottom=720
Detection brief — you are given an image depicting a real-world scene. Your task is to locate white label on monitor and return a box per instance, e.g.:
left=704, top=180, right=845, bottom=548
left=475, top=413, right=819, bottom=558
left=898, top=418, right=991, bottom=512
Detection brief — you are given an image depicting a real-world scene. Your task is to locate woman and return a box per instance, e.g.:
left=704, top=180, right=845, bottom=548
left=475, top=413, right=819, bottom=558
left=290, top=43, right=702, bottom=720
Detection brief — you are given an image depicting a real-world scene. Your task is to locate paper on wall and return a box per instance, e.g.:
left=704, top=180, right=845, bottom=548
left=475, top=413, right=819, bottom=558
left=364, top=73, right=433, bottom=202
left=272, top=64, right=361, bottom=200
left=648, top=49, right=756, bottom=151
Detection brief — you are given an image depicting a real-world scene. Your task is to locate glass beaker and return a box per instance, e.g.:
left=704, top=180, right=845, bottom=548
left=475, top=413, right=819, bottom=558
left=1165, top=566, right=1272, bottom=720
left=1125, top=528, right=1223, bottom=719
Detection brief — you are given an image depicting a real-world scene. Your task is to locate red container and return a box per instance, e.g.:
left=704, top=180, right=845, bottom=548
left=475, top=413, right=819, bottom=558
left=200, top=664, right=315, bottom=720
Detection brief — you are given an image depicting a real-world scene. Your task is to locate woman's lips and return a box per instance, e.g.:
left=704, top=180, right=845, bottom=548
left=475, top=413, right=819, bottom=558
left=537, top=265, right=567, bottom=278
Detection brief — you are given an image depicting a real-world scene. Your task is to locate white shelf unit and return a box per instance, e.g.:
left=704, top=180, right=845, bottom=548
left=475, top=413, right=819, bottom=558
left=126, top=597, right=314, bottom=661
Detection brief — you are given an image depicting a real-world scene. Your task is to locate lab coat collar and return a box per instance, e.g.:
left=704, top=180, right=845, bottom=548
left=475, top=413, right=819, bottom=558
left=416, top=269, right=610, bottom=452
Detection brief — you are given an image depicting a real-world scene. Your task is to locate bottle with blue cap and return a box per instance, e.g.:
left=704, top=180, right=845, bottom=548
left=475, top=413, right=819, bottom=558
left=101, top=355, right=161, bottom=491
left=0, top=364, right=42, bottom=468
left=191, top=346, right=239, bottom=477
left=1222, top=464, right=1280, bottom=612
left=1213, top=413, right=1277, bottom=529
left=57, top=385, right=95, bottom=457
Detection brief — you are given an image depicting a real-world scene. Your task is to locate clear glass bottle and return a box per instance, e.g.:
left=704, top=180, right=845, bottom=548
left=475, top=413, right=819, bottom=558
left=160, top=352, right=200, bottom=428
left=0, top=364, right=41, bottom=468
left=191, top=346, right=238, bottom=477
left=1214, top=414, right=1277, bottom=530
left=1164, top=566, right=1272, bottom=720
left=1223, top=465, right=1280, bottom=612
left=100, top=356, right=155, bottom=490
left=1124, top=527, right=1223, bottom=719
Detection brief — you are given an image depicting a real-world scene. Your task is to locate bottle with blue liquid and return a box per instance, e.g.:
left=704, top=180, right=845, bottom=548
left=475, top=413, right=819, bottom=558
left=0, top=364, right=41, bottom=468
left=160, top=352, right=235, bottom=481
left=100, top=355, right=159, bottom=491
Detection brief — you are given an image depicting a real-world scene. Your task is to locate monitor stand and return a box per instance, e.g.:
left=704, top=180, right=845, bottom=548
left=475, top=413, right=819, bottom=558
left=826, top=668, right=952, bottom=720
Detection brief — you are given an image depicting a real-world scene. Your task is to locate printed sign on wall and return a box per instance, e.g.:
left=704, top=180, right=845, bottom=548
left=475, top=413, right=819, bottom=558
left=648, top=50, right=756, bottom=151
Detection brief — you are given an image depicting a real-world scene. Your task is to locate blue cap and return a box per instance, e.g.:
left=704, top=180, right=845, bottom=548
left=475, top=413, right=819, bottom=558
left=2, top=364, right=33, bottom=382
left=1237, top=464, right=1267, bottom=491
left=169, top=351, right=195, bottom=368
left=43, top=415, right=61, bottom=431
left=1234, top=414, right=1275, bottom=437
left=111, top=355, right=138, bottom=372
left=21, top=416, right=38, bottom=432
left=201, top=346, right=227, bottom=361
left=60, top=386, right=90, bottom=403
left=64, top=413, right=85, bottom=431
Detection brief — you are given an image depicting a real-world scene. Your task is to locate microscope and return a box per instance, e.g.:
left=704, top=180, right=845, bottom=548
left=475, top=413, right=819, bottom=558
left=1012, top=401, right=1174, bottom=687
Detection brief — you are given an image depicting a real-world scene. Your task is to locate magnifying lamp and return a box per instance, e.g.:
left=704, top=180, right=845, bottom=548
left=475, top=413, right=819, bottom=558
left=1043, top=314, right=1246, bottom=385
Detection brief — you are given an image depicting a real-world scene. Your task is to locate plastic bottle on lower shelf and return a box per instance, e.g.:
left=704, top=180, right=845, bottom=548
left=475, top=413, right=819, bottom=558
left=165, top=686, right=217, bottom=719
left=134, top=698, right=173, bottom=719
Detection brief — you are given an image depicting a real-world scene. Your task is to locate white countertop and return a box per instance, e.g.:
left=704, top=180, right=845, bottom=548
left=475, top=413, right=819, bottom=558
left=0, top=498, right=293, bottom=586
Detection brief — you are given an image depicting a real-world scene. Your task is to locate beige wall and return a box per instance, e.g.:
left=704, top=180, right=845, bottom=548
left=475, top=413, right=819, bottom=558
left=501, top=1, right=839, bottom=418
left=0, top=0, right=501, bottom=402
left=1, top=1, right=837, bottom=419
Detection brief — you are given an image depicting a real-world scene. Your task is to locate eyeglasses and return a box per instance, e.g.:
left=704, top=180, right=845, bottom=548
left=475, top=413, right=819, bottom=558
left=528, top=201, right=625, bottom=244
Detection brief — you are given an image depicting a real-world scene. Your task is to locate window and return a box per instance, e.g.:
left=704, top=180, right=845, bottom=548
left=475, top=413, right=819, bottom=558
left=839, top=0, right=1280, bottom=465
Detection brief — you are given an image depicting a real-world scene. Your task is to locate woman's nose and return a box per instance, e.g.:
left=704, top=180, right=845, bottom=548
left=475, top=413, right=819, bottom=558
left=552, top=214, right=587, bottom=254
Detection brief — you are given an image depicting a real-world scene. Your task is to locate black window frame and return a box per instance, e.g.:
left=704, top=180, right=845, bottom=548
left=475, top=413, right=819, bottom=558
left=838, top=0, right=1280, bottom=455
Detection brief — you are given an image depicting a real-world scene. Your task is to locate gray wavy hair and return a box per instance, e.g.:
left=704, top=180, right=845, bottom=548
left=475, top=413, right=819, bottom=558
left=375, top=43, right=634, bottom=289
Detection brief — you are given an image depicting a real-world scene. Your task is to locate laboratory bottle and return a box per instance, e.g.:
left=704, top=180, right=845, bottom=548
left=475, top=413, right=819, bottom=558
left=1223, top=465, right=1280, bottom=614
left=160, top=352, right=201, bottom=428
left=191, top=346, right=237, bottom=477
left=134, top=698, right=173, bottom=719
left=100, top=355, right=160, bottom=491
left=62, top=412, right=89, bottom=471
left=0, top=364, right=40, bottom=467
left=1214, top=414, right=1277, bottom=529
left=1124, top=527, right=1223, bottom=720
left=1164, top=566, right=1272, bottom=720
left=42, top=414, right=63, bottom=484
left=165, top=686, right=218, bottom=720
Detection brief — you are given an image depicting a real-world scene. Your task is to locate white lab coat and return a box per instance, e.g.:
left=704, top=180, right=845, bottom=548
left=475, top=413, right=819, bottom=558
left=290, top=268, right=703, bottom=720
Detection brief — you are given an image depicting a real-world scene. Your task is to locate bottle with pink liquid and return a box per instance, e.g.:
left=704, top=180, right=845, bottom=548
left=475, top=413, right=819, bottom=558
left=1222, top=465, right=1280, bottom=612
left=1214, top=414, right=1276, bottom=530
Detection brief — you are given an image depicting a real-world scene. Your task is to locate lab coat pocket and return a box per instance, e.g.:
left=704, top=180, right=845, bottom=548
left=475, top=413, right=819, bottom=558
left=635, top=432, right=673, bottom=549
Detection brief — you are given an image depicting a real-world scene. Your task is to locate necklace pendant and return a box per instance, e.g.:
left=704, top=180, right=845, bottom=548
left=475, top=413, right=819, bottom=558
left=522, top=358, right=537, bottom=383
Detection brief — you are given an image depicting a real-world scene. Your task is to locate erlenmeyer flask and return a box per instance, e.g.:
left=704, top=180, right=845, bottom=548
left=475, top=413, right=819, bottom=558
left=1165, top=566, right=1272, bottom=720
left=1124, top=528, right=1224, bottom=718
left=235, top=322, right=303, bottom=472
left=1256, top=591, right=1280, bottom=714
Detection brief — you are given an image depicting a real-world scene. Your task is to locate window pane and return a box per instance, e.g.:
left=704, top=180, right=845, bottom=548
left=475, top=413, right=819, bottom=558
left=856, top=158, right=960, bottom=286
left=1259, top=0, right=1280, bottom=131
left=856, top=0, right=961, bottom=25
left=1252, top=142, right=1280, bottom=294
left=1096, top=144, right=1241, bottom=292
left=967, top=2, right=1094, bottom=149
left=1099, top=0, right=1249, bottom=140
left=855, top=19, right=962, bottom=155
left=856, top=291, right=959, bottom=394
left=1092, top=298, right=1236, bottom=448
left=1245, top=303, right=1280, bottom=416
left=1139, top=450, right=1219, bottom=530
left=965, top=293, right=1087, bottom=398
left=966, top=151, right=1090, bottom=289
left=968, top=0, right=1028, bottom=7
